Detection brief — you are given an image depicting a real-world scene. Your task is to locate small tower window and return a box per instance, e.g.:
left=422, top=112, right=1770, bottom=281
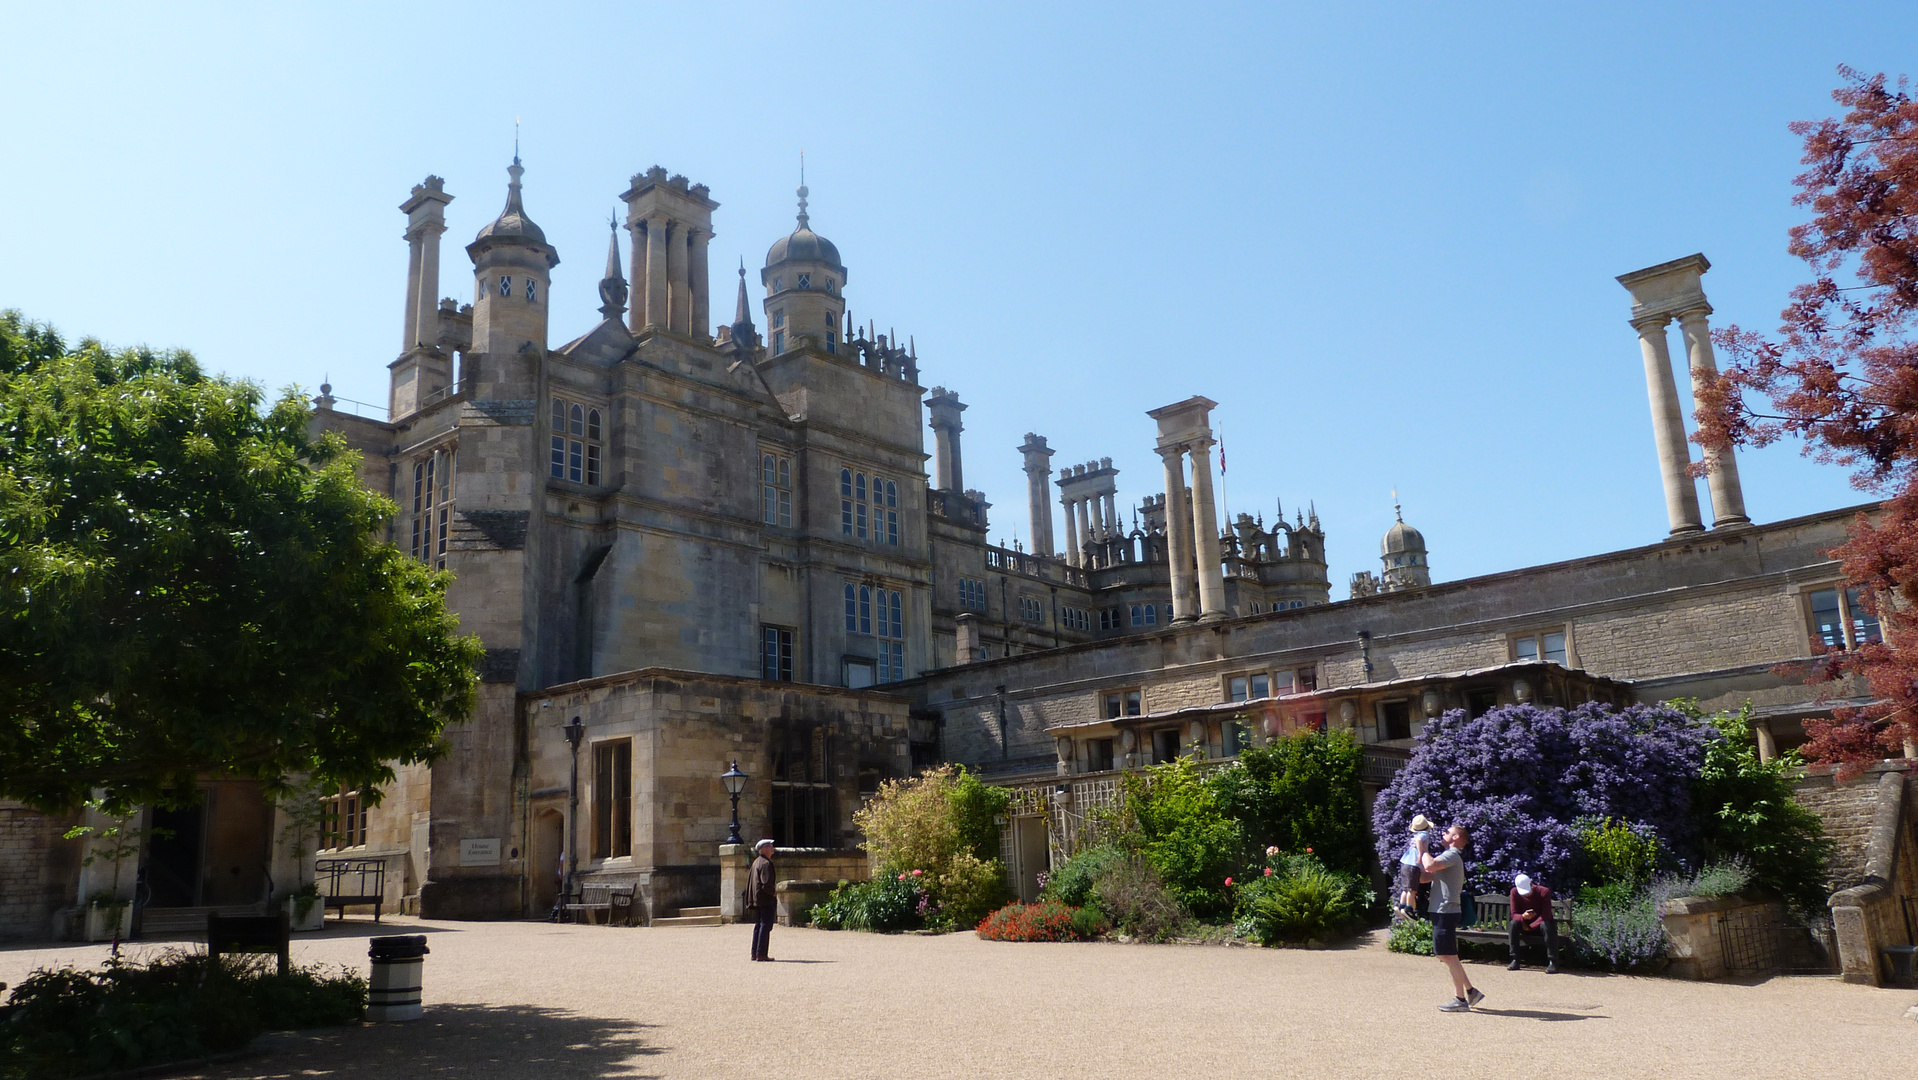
left=527, top=278, right=538, bottom=302
left=772, top=309, right=785, bottom=329
left=772, top=331, right=784, bottom=353
left=796, top=273, right=811, bottom=289
left=773, top=276, right=784, bottom=292
left=826, top=330, right=837, bottom=354
left=499, top=276, right=512, bottom=297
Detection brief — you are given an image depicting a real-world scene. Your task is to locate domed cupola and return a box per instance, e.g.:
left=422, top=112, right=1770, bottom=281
left=760, top=180, right=848, bottom=356
left=1379, top=498, right=1431, bottom=591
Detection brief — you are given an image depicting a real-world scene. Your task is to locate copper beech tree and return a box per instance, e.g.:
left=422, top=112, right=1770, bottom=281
left=1695, top=67, right=1918, bottom=769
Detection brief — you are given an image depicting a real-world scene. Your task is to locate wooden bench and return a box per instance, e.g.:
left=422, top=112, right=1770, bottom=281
left=1458, top=893, right=1575, bottom=954
left=315, top=857, right=387, bottom=923
left=560, top=883, right=637, bottom=926
left=208, top=911, right=290, bottom=976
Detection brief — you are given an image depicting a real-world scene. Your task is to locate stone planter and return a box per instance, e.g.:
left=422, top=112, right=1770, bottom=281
left=287, top=894, right=326, bottom=932
left=776, top=879, right=838, bottom=927
left=84, top=902, right=134, bottom=942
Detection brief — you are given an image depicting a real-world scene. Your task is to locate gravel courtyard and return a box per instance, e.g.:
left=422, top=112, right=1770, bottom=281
left=3, top=917, right=1912, bottom=1079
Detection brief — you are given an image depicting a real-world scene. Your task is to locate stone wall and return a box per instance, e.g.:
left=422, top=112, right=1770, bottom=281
left=0, top=804, right=82, bottom=939
left=1799, top=767, right=1916, bottom=985
left=529, top=669, right=911, bottom=921
left=907, top=506, right=1872, bottom=769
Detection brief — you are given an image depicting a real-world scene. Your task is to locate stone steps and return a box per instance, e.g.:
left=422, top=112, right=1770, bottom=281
left=139, top=905, right=262, bottom=936
left=653, top=906, right=722, bottom=927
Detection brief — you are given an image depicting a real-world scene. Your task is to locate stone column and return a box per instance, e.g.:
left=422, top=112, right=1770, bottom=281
left=1060, top=489, right=1081, bottom=568
left=1103, top=493, right=1119, bottom=538
left=1676, top=306, right=1749, bottom=528
left=626, top=221, right=647, bottom=333
left=689, top=229, right=712, bottom=341
left=1635, top=316, right=1704, bottom=535
left=1075, top=498, right=1093, bottom=562
left=1018, top=434, right=1055, bottom=557
left=1160, top=448, right=1198, bottom=623
left=666, top=224, right=688, bottom=335
left=402, top=230, right=424, bottom=354
left=414, top=221, right=445, bottom=351
left=1187, top=438, right=1227, bottom=621
left=926, top=388, right=967, bottom=491
left=645, top=217, right=670, bottom=331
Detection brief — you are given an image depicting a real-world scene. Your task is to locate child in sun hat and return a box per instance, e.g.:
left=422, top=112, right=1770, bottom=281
left=1395, top=814, right=1434, bottom=918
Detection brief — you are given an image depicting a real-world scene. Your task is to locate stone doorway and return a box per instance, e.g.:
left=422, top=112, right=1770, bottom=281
left=1014, top=815, right=1049, bottom=902
left=142, top=781, right=272, bottom=909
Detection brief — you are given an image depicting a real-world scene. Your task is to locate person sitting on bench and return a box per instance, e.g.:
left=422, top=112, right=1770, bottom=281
left=1508, top=873, right=1560, bottom=974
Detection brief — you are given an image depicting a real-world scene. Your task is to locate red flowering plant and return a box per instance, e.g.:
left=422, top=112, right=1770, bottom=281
left=974, top=901, right=1108, bottom=942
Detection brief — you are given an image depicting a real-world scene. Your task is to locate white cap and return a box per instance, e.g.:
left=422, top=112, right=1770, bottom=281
left=1514, top=873, right=1534, bottom=895
left=755, top=838, right=776, bottom=851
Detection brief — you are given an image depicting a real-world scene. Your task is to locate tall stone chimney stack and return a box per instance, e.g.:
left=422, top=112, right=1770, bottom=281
left=1018, top=434, right=1056, bottom=558
left=1617, top=254, right=1749, bottom=534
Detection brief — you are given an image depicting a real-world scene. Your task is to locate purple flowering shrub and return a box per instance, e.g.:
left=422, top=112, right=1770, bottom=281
left=1372, top=703, right=1714, bottom=895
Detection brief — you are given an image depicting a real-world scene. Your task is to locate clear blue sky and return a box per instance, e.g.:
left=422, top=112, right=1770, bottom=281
left=5, top=2, right=1911, bottom=591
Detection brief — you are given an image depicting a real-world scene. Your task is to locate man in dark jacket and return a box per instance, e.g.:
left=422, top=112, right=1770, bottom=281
left=748, top=839, right=777, bottom=961
left=1507, top=872, right=1561, bottom=973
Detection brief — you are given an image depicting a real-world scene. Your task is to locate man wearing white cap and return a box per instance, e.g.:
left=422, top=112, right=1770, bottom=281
left=1508, top=872, right=1560, bottom=974
left=748, top=839, right=778, bottom=961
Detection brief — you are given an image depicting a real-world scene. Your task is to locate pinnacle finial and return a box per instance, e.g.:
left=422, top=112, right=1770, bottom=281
left=597, top=216, right=628, bottom=318
left=1393, top=487, right=1403, bottom=522
left=797, top=151, right=810, bottom=229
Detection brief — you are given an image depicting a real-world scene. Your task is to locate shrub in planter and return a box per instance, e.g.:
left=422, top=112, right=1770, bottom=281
left=809, top=876, right=923, bottom=932
left=975, top=901, right=1107, bottom=942
left=1570, top=891, right=1667, bottom=970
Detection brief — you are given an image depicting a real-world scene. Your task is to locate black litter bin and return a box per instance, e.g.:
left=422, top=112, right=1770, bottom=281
left=367, top=935, right=430, bottom=1021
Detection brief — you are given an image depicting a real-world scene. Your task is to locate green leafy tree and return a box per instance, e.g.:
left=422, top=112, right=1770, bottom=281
left=1114, top=753, right=1243, bottom=916
left=0, top=312, right=481, bottom=812
left=853, top=764, right=1010, bottom=926
left=1683, top=703, right=1832, bottom=915
left=1207, top=727, right=1368, bottom=874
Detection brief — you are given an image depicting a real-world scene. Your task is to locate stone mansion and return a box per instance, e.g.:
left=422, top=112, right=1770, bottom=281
left=0, top=161, right=1894, bottom=942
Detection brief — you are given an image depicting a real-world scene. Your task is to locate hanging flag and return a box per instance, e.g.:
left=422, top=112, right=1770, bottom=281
left=1219, top=434, right=1227, bottom=474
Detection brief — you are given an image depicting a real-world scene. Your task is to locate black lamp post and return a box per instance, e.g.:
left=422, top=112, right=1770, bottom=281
left=721, top=760, right=749, bottom=846
left=563, top=717, right=584, bottom=902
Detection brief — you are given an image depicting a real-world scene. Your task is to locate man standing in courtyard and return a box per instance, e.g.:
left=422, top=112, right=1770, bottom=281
left=748, top=839, right=778, bottom=962
left=1421, top=824, right=1483, bottom=1012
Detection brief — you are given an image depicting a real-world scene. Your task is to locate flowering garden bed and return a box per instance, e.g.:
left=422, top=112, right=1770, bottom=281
left=975, top=902, right=1107, bottom=942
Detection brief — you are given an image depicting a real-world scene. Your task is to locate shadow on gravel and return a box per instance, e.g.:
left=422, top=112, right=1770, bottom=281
left=1471, top=1008, right=1608, bottom=1022
left=177, top=1003, right=664, bottom=1079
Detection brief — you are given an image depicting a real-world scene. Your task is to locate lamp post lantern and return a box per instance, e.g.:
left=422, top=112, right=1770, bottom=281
left=563, top=717, right=584, bottom=904
left=721, top=760, right=749, bottom=846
